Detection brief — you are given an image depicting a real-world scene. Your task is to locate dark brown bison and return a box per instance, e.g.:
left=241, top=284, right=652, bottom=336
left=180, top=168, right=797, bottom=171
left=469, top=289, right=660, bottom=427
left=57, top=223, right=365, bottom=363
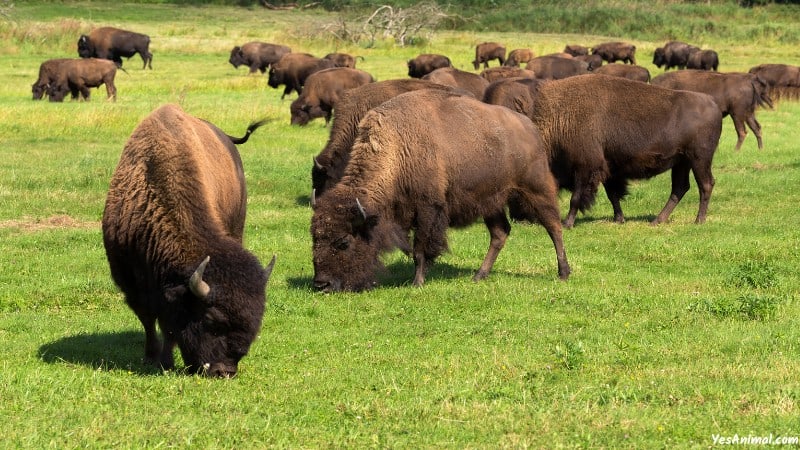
left=748, top=63, right=800, bottom=100
left=525, top=56, right=589, bottom=80
left=78, top=26, right=152, bottom=69
left=686, top=49, right=719, bottom=71
left=592, top=63, right=650, bottom=82
left=47, top=58, right=118, bottom=102
left=483, top=74, right=723, bottom=227
left=229, top=42, right=291, bottom=74
left=268, top=53, right=335, bottom=99
left=31, top=58, right=71, bottom=100
left=651, top=70, right=773, bottom=151
left=421, top=67, right=490, bottom=98
left=653, top=41, right=698, bottom=71
left=311, top=89, right=570, bottom=292
left=591, top=41, right=636, bottom=64
left=563, top=44, right=589, bottom=56
left=290, top=67, right=375, bottom=126
left=407, top=53, right=452, bottom=78
left=574, top=53, right=604, bottom=71
left=324, top=52, right=364, bottom=68
left=311, top=79, right=460, bottom=198
left=472, top=42, right=506, bottom=70
left=503, top=48, right=534, bottom=67
left=479, top=66, right=535, bottom=83
left=102, top=104, right=275, bottom=377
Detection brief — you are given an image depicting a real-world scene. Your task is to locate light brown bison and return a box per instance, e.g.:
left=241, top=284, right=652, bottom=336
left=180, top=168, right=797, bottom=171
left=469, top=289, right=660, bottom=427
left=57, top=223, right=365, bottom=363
left=47, top=58, right=118, bottom=102
left=525, top=56, right=589, bottom=80
left=472, top=42, right=506, bottom=70
left=268, top=53, right=336, bottom=99
left=503, top=48, right=535, bottom=67
left=748, top=63, right=800, bottom=100
left=483, top=74, right=723, bottom=227
left=574, top=53, right=604, bottom=71
left=407, top=53, right=452, bottom=78
left=591, top=41, right=636, bottom=64
left=651, top=70, right=773, bottom=150
left=31, top=58, right=71, bottom=100
left=311, top=89, right=570, bottom=292
left=324, top=52, right=364, bottom=68
left=653, top=41, right=698, bottom=71
left=229, top=42, right=291, bottom=74
left=479, top=66, right=536, bottom=83
left=563, top=44, right=589, bottom=56
left=421, top=67, right=490, bottom=98
left=592, top=63, right=650, bottom=83
left=290, top=67, right=375, bottom=126
left=102, top=104, right=275, bottom=377
left=78, top=26, right=152, bottom=69
left=311, top=79, right=460, bottom=198
left=686, top=49, right=719, bottom=71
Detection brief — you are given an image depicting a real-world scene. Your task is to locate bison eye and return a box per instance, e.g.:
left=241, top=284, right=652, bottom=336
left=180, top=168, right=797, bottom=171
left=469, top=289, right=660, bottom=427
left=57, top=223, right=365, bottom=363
left=332, top=236, right=350, bottom=251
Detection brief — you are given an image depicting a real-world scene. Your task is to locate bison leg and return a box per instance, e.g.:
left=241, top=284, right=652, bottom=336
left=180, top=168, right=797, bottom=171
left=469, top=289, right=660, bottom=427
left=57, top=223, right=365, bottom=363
left=564, top=171, right=603, bottom=228
left=131, top=308, right=162, bottom=366
left=745, top=114, right=764, bottom=150
left=731, top=114, right=748, bottom=151
left=652, top=160, right=692, bottom=225
left=105, top=79, right=117, bottom=101
left=411, top=204, right=449, bottom=286
left=691, top=160, right=715, bottom=224
left=512, top=189, right=571, bottom=280
left=473, top=212, right=511, bottom=282
left=603, top=177, right=630, bottom=224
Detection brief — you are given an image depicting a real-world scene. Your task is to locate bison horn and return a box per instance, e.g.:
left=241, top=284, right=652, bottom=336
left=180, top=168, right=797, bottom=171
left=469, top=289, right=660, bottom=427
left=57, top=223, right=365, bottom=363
left=311, top=188, right=317, bottom=208
left=189, top=256, right=212, bottom=300
left=356, top=198, right=367, bottom=221
left=313, top=156, right=324, bottom=170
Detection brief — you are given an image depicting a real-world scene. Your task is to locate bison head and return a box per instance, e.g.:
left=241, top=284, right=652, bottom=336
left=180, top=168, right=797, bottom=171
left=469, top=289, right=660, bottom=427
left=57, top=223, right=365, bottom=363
left=32, top=82, right=47, bottom=100
left=267, top=67, right=283, bottom=89
left=229, top=46, right=244, bottom=68
left=653, top=47, right=666, bottom=68
left=160, top=254, right=276, bottom=377
left=311, top=194, right=383, bottom=293
left=77, top=35, right=94, bottom=58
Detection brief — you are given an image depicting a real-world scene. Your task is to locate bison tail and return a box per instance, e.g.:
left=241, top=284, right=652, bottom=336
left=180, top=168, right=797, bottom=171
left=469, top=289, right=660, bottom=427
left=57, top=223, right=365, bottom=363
left=229, top=118, right=271, bottom=144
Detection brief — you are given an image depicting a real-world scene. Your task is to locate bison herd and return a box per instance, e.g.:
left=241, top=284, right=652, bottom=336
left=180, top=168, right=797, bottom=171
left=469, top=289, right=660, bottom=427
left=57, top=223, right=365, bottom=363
left=28, top=25, right=800, bottom=376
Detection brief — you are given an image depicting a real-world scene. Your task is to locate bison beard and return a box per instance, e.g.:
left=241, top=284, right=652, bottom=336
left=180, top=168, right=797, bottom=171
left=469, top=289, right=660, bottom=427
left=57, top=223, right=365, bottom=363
left=310, top=89, right=570, bottom=292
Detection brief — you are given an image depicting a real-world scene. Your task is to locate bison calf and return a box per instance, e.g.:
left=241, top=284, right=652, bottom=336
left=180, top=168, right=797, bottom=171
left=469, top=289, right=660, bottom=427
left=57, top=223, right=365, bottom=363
left=32, top=58, right=71, bottom=100
left=48, top=58, right=118, bottom=102
left=311, top=89, right=570, bottom=292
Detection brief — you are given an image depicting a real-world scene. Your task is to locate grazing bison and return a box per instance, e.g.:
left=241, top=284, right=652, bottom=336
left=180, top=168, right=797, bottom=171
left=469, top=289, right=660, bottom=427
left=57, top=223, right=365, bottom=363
left=653, top=41, right=698, bottom=71
left=407, top=53, right=452, bottom=78
left=483, top=74, right=723, bottom=227
left=422, top=67, right=490, bottom=98
left=591, top=41, right=636, bottom=64
left=748, top=63, right=800, bottom=100
left=311, top=79, right=460, bottom=198
left=480, top=66, right=535, bottom=83
left=290, top=67, right=375, bottom=126
left=574, top=53, right=604, bottom=71
left=651, top=70, right=773, bottom=151
left=592, top=63, right=650, bottom=82
left=47, top=58, right=118, bottom=102
left=229, top=42, right=291, bottom=74
left=324, top=52, right=363, bottom=68
left=525, top=56, right=589, bottom=80
left=102, top=104, right=275, bottom=377
left=31, top=58, right=71, bottom=100
left=563, top=44, right=590, bottom=56
left=686, top=49, right=719, bottom=71
left=268, top=53, right=335, bottom=99
left=78, top=26, right=152, bottom=69
left=503, top=48, right=535, bottom=67
left=472, top=42, right=506, bottom=70
left=311, top=89, right=570, bottom=292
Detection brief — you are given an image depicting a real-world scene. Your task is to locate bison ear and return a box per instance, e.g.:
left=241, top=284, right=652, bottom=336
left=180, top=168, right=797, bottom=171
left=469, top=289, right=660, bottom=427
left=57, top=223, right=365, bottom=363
left=189, top=256, right=212, bottom=300
left=350, top=198, right=379, bottom=237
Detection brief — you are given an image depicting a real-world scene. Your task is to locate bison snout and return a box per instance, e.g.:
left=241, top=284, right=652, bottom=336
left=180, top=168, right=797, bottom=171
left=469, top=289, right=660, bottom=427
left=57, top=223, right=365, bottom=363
left=203, top=362, right=238, bottom=378
left=313, top=276, right=341, bottom=293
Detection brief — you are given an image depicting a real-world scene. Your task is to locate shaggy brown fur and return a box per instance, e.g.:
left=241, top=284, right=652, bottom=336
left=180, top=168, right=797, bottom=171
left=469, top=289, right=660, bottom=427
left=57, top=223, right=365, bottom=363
left=229, top=42, right=291, bottom=74
left=47, top=58, right=118, bottom=102
left=687, top=49, right=720, bottom=71
left=78, top=27, right=152, bottom=69
left=503, top=48, right=535, bottom=67
left=290, top=67, right=375, bottom=126
left=407, top=54, right=452, bottom=78
left=748, top=63, right=800, bottom=101
left=592, top=63, right=651, bottom=83
left=525, top=56, right=589, bottom=80
left=472, top=42, right=506, bottom=70
left=268, top=53, right=335, bottom=99
left=31, top=58, right=71, bottom=100
left=591, top=41, right=636, bottom=64
left=422, top=67, right=490, bottom=99
left=324, top=52, right=364, bottom=68
left=479, top=66, right=535, bottom=83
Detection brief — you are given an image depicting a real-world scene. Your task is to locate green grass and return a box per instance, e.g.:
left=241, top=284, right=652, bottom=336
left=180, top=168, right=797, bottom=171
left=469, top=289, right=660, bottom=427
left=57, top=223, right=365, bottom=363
left=1, top=2, right=799, bottom=448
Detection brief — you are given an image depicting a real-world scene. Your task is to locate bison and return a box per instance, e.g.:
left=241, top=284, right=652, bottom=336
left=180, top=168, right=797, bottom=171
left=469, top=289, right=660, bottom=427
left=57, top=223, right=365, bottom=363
left=651, top=70, right=773, bottom=150
left=268, top=53, right=336, bottom=99
left=47, top=58, right=119, bottom=102
left=748, top=63, right=800, bottom=100
left=482, top=74, right=723, bottom=227
left=78, top=26, right=152, bottom=69
left=686, top=49, right=719, bottom=71
left=525, top=56, right=589, bottom=80
left=421, top=67, right=490, bottom=99
left=503, top=48, right=534, bottom=67
left=31, top=58, right=71, bottom=100
left=592, top=63, right=650, bottom=83
left=311, top=78, right=460, bottom=198
left=311, top=89, right=570, bottom=292
left=324, top=52, right=364, bottom=68
left=407, top=53, right=452, bottom=78
left=229, top=42, right=291, bottom=74
left=591, top=41, right=636, bottom=64
left=563, top=44, right=589, bottom=56
left=479, top=66, right=535, bottom=83
left=653, top=41, right=698, bottom=71
left=290, top=67, right=375, bottom=126
left=574, top=53, right=604, bottom=71
left=102, top=104, right=276, bottom=377
left=472, top=42, right=506, bottom=70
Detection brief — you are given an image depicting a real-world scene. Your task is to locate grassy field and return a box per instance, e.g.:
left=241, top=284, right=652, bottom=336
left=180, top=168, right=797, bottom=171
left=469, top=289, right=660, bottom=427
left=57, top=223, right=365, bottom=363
left=1, top=2, right=799, bottom=448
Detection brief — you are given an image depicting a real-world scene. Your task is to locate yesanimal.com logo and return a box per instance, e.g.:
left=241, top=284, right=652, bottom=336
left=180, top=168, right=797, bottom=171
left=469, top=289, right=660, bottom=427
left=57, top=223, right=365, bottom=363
left=712, top=434, right=799, bottom=445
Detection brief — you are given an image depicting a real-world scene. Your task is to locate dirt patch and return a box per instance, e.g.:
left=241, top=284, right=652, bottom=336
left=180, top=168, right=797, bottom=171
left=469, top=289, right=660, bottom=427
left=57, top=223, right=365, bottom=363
left=0, top=215, right=100, bottom=232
